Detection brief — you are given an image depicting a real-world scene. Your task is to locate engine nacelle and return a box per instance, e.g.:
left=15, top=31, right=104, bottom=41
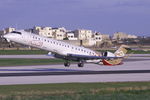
left=102, top=51, right=123, bottom=66
left=102, top=51, right=115, bottom=57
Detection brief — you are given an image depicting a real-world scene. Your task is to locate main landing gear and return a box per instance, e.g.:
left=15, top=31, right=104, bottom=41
left=78, top=61, right=84, bottom=67
left=64, top=60, right=84, bottom=67
left=64, top=61, right=70, bottom=67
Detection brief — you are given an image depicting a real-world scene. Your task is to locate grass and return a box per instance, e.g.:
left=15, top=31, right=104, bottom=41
left=0, top=59, right=64, bottom=66
left=128, top=50, right=150, bottom=54
left=0, top=50, right=48, bottom=55
left=0, top=82, right=150, bottom=100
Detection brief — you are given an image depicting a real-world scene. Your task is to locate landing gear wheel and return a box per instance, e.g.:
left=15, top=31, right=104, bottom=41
left=64, top=62, right=70, bottom=67
left=78, top=61, right=84, bottom=67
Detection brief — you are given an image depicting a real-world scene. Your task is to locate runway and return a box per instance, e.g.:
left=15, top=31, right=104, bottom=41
left=0, top=70, right=150, bottom=77
left=0, top=54, right=150, bottom=85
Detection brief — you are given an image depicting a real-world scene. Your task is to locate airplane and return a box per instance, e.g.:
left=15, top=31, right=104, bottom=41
left=2, top=30, right=130, bottom=67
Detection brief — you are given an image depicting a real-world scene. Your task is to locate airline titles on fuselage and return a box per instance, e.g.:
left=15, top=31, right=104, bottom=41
left=30, top=33, right=97, bottom=56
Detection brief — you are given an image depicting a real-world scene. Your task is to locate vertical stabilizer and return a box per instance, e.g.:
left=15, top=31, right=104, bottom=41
left=114, top=45, right=130, bottom=57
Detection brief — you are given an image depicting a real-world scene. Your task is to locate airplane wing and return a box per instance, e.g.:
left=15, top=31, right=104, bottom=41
left=67, top=54, right=122, bottom=60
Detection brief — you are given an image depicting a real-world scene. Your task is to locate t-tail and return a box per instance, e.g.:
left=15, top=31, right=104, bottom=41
left=102, top=45, right=130, bottom=66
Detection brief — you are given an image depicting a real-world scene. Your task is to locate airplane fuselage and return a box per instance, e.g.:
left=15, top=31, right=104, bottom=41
left=4, top=30, right=100, bottom=61
left=3, top=30, right=127, bottom=67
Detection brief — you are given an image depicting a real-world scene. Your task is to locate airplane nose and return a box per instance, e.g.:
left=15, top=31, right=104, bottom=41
left=3, top=34, right=8, bottom=39
left=2, top=34, right=13, bottom=42
left=3, top=34, right=12, bottom=39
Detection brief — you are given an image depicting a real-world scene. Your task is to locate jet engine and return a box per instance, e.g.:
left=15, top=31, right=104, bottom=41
left=102, top=51, right=115, bottom=57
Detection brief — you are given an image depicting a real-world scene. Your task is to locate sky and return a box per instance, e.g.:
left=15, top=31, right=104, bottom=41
left=0, top=0, right=150, bottom=36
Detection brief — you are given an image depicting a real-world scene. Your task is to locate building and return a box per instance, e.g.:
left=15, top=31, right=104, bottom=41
left=128, top=34, right=137, bottom=39
left=113, top=32, right=128, bottom=40
left=74, top=29, right=93, bottom=40
left=0, top=27, right=15, bottom=35
left=52, top=27, right=66, bottom=40
left=113, top=32, right=137, bottom=40
left=33, top=26, right=54, bottom=38
left=82, top=39, right=96, bottom=47
left=66, top=31, right=77, bottom=40
left=101, top=34, right=110, bottom=40
left=0, top=27, right=16, bottom=35
left=93, top=32, right=103, bottom=42
left=33, top=26, right=66, bottom=40
left=5, top=27, right=15, bottom=33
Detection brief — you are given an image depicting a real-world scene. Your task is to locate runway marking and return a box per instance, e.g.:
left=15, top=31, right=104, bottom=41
left=0, top=70, right=150, bottom=77
left=0, top=68, right=85, bottom=72
left=124, top=59, right=150, bottom=62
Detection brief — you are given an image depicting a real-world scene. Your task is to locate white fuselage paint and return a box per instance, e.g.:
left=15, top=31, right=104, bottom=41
left=4, top=30, right=100, bottom=62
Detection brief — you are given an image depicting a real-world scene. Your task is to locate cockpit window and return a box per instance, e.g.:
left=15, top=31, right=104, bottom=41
left=11, top=31, right=22, bottom=35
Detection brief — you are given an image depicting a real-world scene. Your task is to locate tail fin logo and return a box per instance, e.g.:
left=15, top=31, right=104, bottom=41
left=115, top=50, right=125, bottom=57
left=114, top=45, right=130, bottom=57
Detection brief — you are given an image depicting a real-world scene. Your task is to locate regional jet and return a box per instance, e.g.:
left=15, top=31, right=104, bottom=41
left=2, top=30, right=130, bottom=67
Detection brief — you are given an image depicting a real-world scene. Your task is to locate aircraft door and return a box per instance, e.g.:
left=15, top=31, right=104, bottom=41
left=22, top=33, right=31, bottom=44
